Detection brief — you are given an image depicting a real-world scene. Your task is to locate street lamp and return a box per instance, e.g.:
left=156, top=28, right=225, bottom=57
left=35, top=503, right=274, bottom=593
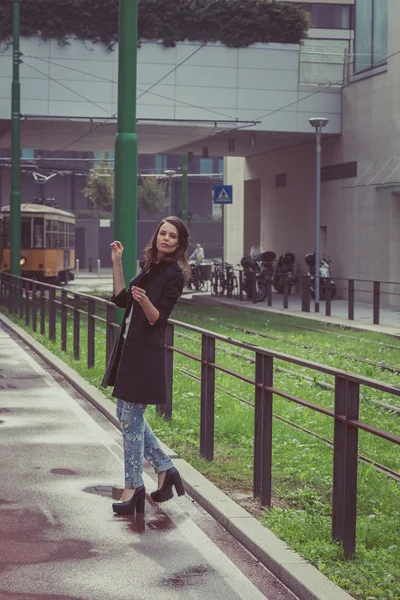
left=164, top=169, right=176, bottom=216
left=309, top=117, right=329, bottom=313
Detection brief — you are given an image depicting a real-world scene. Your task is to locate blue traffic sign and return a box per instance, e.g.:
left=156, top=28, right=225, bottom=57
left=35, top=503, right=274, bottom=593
left=214, top=185, right=233, bottom=204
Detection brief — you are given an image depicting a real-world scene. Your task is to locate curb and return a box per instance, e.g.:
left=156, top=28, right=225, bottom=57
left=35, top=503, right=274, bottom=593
left=178, top=295, right=400, bottom=338
left=0, top=311, right=354, bottom=600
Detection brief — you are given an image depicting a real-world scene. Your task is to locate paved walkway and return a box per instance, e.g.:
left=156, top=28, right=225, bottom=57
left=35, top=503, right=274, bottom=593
left=0, top=323, right=296, bottom=600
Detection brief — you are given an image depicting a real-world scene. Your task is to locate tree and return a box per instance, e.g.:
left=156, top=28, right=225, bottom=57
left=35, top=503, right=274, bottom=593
left=138, top=177, right=168, bottom=213
left=83, top=161, right=114, bottom=212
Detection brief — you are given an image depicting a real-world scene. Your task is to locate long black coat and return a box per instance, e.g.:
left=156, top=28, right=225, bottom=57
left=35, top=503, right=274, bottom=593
left=102, top=261, right=184, bottom=404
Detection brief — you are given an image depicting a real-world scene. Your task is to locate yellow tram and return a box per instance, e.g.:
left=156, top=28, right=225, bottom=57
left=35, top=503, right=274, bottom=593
left=0, top=203, right=75, bottom=283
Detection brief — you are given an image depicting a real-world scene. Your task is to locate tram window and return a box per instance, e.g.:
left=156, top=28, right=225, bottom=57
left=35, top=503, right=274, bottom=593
left=0, top=218, right=9, bottom=249
left=21, top=218, right=31, bottom=248
left=66, top=222, right=75, bottom=248
left=58, top=221, right=66, bottom=248
left=45, top=219, right=58, bottom=249
left=33, top=217, right=44, bottom=248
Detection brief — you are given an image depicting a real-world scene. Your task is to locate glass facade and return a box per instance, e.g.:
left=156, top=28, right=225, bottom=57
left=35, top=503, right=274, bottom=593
left=355, top=0, right=388, bottom=73
left=302, top=4, right=354, bottom=30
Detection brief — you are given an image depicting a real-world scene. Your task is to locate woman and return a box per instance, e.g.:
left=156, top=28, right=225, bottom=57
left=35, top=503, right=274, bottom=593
left=102, top=216, right=190, bottom=515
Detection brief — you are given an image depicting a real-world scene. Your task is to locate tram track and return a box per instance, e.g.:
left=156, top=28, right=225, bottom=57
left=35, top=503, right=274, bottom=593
left=291, top=323, right=400, bottom=350
left=175, top=331, right=400, bottom=414
left=178, top=367, right=400, bottom=483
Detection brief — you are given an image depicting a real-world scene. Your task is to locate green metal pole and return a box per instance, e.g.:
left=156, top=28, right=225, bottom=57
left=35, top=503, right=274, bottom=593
left=114, top=0, right=138, bottom=282
left=10, top=0, right=21, bottom=277
left=181, top=154, right=188, bottom=224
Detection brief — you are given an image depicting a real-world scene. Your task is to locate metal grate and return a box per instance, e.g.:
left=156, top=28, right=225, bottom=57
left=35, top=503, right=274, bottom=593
left=321, top=161, right=358, bottom=182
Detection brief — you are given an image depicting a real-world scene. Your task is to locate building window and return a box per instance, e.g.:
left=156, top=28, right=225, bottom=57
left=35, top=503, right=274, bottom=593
left=355, top=0, right=388, bottom=73
left=200, top=158, right=213, bottom=175
left=155, top=154, right=167, bottom=174
left=302, top=4, right=354, bottom=30
left=21, top=148, right=34, bottom=159
left=321, top=161, right=357, bottom=182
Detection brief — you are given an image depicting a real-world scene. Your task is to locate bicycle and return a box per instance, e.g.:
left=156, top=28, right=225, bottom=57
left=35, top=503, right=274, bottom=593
left=187, top=261, right=207, bottom=291
left=211, top=261, right=226, bottom=296
left=224, top=263, right=239, bottom=299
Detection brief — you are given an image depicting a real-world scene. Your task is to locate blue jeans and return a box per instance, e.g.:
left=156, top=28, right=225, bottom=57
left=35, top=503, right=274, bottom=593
left=117, top=399, right=173, bottom=488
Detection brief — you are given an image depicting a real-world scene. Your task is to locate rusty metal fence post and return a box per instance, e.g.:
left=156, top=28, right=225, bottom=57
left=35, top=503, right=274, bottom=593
left=19, top=278, right=23, bottom=319
left=239, top=270, right=244, bottom=301
left=348, top=279, right=354, bottom=320
left=301, top=275, right=310, bottom=313
left=254, top=352, right=274, bottom=506
left=106, top=304, right=115, bottom=367
left=267, top=278, right=272, bottom=306
left=283, top=275, right=289, bottom=309
left=332, top=376, right=360, bottom=557
left=40, top=285, right=45, bottom=335
left=157, top=322, right=174, bottom=420
left=325, top=282, right=331, bottom=317
left=87, top=297, right=95, bottom=368
left=61, top=289, right=67, bottom=352
left=32, top=281, right=37, bottom=332
left=200, top=334, right=215, bottom=460
left=373, top=281, right=380, bottom=325
left=8, top=275, right=14, bottom=315
left=48, top=287, right=56, bottom=342
left=73, top=295, right=80, bottom=360
left=24, top=281, right=30, bottom=326
left=252, top=272, right=257, bottom=304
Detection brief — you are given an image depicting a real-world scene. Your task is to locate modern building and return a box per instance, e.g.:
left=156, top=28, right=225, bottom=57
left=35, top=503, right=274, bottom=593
left=223, top=0, right=399, bottom=304
left=0, top=0, right=397, bottom=302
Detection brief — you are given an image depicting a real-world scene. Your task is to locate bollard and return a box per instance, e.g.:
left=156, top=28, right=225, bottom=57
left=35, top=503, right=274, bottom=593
left=75, top=259, right=79, bottom=277
left=97, top=259, right=101, bottom=276
left=89, top=256, right=93, bottom=273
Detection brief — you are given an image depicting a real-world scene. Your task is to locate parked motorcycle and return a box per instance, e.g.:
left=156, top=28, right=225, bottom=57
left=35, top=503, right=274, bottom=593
left=273, top=252, right=296, bottom=294
left=305, top=253, right=336, bottom=300
left=240, top=249, right=276, bottom=302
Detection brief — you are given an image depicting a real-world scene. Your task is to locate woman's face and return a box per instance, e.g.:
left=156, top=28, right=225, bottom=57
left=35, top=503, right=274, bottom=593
left=156, top=221, right=179, bottom=256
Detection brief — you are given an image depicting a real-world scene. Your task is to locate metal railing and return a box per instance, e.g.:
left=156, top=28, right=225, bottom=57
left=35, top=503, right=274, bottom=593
left=299, top=48, right=353, bottom=86
left=0, top=271, right=399, bottom=558
left=209, top=268, right=400, bottom=326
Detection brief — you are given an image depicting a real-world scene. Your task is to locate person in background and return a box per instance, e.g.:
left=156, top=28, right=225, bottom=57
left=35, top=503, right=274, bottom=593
left=189, top=243, right=205, bottom=263
left=102, top=216, right=190, bottom=515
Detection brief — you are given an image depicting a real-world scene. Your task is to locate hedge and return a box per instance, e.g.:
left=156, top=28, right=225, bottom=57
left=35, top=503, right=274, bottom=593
left=0, top=0, right=309, bottom=50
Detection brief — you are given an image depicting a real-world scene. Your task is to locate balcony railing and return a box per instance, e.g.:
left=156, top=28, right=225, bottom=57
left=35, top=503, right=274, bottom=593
left=300, top=47, right=352, bottom=86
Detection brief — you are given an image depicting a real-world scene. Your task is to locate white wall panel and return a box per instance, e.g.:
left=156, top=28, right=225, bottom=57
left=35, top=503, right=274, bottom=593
left=0, top=38, right=342, bottom=135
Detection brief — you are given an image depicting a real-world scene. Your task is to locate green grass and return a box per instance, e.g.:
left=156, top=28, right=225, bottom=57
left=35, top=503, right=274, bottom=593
left=2, top=299, right=399, bottom=600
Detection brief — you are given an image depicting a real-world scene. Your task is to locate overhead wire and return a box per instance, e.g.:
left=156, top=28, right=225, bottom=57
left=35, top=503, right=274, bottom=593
left=22, top=61, right=114, bottom=117
left=22, top=54, right=239, bottom=121
left=20, top=7, right=252, bottom=154
left=18, top=34, right=400, bottom=155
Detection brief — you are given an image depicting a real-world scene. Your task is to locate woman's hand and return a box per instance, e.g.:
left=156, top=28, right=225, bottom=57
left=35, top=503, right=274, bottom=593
left=110, top=241, right=123, bottom=265
left=132, top=286, right=147, bottom=305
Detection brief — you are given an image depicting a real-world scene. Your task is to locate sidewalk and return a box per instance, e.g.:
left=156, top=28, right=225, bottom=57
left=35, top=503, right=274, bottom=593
left=180, top=292, right=400, bottom=337
left=0, top=315, right=354, bottom=600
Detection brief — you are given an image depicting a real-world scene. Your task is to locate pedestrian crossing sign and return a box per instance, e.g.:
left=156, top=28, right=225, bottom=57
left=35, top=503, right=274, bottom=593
left=213, top=185, right=233, bottom=204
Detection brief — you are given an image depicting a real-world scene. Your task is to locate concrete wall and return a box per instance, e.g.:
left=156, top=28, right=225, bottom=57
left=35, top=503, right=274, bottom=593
left=223, top=157, right=245, bottom=266
left=0, top=37, right=341, bottom=135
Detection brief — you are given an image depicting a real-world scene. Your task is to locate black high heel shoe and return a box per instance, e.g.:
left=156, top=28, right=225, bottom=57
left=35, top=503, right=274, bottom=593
left=112, top=486, right=146, bottom=515
left=150, top=468, right=185, bottom=503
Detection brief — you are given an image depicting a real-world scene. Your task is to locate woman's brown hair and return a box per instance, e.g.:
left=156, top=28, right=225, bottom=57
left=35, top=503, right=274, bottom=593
left=143, top=216, right=190, bottom=277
